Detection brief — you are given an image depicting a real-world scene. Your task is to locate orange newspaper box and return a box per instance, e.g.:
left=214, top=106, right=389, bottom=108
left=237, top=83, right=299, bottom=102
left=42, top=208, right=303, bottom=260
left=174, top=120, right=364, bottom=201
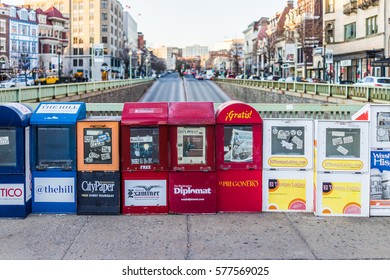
left=121, top=102, right=169, bottom=214
left=215, top=101, right=263, bottom=212
left=168, top=102, right=216, bottom=214
left=76, top=117, right=121, bottom=215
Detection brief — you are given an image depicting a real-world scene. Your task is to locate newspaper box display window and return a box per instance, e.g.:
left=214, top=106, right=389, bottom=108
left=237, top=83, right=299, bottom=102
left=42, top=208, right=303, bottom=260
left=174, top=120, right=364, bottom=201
left=314, top=120, right=370, bottom=217
left=76, top=117, right=121, bottom=215
left=0, top=103, right=33, bottom=218
left=352, top=104, right=390, bottom=216
left=262, top=119, right=314, bottom=212
left=215, top=101, right=262, bottom=212
left=168, top=102, right=216, bottom=214
left=30, top=102, right=86, bottom=214
left=121, top=102, right=169, bottom=214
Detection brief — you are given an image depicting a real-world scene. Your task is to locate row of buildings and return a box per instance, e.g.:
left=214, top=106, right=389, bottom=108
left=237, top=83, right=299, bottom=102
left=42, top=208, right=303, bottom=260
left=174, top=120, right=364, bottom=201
left=0, top=0, right=140, bottom=81
left=237, top=0, right=390, bottom=82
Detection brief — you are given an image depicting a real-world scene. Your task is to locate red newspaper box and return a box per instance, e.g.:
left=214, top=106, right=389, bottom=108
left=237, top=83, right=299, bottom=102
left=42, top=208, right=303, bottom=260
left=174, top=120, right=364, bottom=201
left=168, top=102, right=216, bottom=214
left=121, top=102, right=169, bottom=214
left=215, top=100, right=263, bottom=212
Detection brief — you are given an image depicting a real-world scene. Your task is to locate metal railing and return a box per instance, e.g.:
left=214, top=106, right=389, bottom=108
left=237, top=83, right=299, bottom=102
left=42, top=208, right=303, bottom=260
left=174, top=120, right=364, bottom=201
left=24, top=103, right=365, bottom=120
left=0, top=78, right=153, bottom=103
left=217, top=78, right=390, bottom=103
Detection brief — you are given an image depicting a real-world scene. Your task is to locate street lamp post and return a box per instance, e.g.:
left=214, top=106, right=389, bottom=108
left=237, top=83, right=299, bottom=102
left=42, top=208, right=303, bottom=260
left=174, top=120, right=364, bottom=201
left=57, top=48, right=61, bottom=80
left=128, top=50, right=133, bottom=79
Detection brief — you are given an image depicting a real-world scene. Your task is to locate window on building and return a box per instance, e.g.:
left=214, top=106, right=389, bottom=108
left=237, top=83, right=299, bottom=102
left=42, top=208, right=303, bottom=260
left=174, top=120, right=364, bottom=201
left=102, top=13, right=107, bottom=20
left=31, top=43, right=36, bottom=53
left=79, top=59, right=83, bottom=66
left=11, top=41, right=17, bottom=52
left=73, top=48, right=78, bottom=55
left=104, top=48, right=108, bottom=55
left=89, top=13, right=94, bottom=20
left=89, top=0, right=94, bottom=9
left=79, top=48, right=84, bottom=55
left=366, top=16, right=378, bottom=36
left=0, top=38, right=6, bottom=52
left=325, top=22, right=335, bottom=43
left=102, top=0, right=107, bottom=9
left=325, top=0, right=334, bottom=13
left=90, top=37, right=94, bottom=44
left=73, top=59, right=77, bottom=66
left=344, top=22, right=356, bottom=40
left=0, top=20, right=5, bottom=33
left=102, top=25, right=108, bottom=32
left=59, top=1, right=64, bottom=11
left=10, top=7, right=16, bottom=17
left=79, top=38, right=83, bottom=44
left=73, top=37, right=78, bottom=44
left=102, top=36, right=107, bottom=43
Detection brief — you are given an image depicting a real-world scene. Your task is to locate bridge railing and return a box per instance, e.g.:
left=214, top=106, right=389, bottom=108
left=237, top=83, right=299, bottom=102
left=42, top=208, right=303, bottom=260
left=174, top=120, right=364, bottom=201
left=0, top=78, right=153, bottom=103
left=217, top=78, right=390, bottom=103
left=24, top=103, right=364, bottom=120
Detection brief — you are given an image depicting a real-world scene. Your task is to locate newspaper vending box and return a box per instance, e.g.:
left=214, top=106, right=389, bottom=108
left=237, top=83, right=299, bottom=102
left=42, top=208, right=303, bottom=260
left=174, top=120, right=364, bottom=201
left=352, top=104, right=390, bottom=216
left=121, top=102, right=169, bottom=214
left=168, top=102, right=216, bottom=214
left=30, top=102, right=86, bottom=214
left=262, top=119, right=314, bottom=212
left=76, top=117, right=120, bottom=215
left=215, top=101, right=263, bottom=212
left=0, top=104, right=33, bottom=218
left=314, top=120, right=370, bottom=217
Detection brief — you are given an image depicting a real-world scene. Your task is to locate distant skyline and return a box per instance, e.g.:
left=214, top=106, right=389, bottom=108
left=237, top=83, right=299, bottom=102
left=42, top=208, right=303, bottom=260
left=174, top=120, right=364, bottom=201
left=12, top=0, right=292, bottom=48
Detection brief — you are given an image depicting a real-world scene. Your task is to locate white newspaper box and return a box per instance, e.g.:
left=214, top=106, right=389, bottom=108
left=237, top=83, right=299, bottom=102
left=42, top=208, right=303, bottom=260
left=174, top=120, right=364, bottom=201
left=262, top=119, right=314, bottom=212
left=352, top=104, right=390, bottom=216
left=314, top=120, right=370, bottom=217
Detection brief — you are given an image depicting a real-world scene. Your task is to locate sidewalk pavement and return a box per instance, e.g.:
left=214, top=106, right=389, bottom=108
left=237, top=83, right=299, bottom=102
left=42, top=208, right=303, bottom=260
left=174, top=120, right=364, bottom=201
left=1, top=212, right=390, bottom=260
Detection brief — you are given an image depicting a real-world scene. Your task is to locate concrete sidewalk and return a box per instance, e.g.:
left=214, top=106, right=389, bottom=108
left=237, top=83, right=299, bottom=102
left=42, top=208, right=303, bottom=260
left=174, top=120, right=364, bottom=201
left=0, top=213, right=389, bottom=260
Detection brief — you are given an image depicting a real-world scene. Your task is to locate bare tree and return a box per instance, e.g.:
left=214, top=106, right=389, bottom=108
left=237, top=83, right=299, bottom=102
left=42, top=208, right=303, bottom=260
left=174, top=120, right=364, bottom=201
left=230, top=40, right=243, bottom=75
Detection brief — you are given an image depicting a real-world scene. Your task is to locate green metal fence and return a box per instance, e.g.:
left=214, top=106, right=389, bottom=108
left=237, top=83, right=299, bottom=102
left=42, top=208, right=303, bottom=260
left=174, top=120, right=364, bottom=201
left=0, top=78, right=153, bottom=103
left=217, top=78, right=390, bottom=103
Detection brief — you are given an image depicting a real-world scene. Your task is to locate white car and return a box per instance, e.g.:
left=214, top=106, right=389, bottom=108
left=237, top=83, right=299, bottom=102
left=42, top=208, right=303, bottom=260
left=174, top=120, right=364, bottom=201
left=354, top=76, right=390, bottom=87
left=0, top=76, right=34, bottom=88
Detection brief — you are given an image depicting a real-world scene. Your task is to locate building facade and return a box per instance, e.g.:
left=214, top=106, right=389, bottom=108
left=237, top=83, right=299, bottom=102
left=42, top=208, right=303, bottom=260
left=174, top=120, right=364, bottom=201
left=35, top=6, right=69, bottom=76
left=0, top=4, right=10, bottom=80
left=25, top=0, right=127, bottom=81
left=183, top=45, right=208, bottom=58
left=9, top=5, right=39, bottom=75
left=324, top=0, right=390, bottom=82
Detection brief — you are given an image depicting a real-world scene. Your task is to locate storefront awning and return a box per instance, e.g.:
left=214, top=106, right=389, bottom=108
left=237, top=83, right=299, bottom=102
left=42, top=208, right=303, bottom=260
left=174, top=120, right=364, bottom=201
left=371, top=58, right=390, bottom=67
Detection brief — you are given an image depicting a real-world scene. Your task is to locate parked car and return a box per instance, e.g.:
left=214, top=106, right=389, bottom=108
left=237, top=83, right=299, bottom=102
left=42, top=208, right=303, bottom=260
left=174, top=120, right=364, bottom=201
left=235, top=74, right=244, bottom=79
left=339, top=80, right=354, bottom=85
left=196, top=74, right=204, bottom=80
left=0, top=76, right=34, bottom=88
left=354, top=76, right=390, bottom=87
left=266, top=75, right=281, bottom=81
left=227, top=74, right=236, bottom=79
left=285, top=76, right=295, bottom=82
left=249, top=75, right=261, bottom=80
left=310, top=78, right=328, bottom=84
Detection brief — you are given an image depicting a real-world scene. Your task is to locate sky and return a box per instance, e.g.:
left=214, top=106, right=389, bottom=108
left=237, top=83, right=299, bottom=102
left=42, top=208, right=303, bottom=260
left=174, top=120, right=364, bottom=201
left=13, top=0, right=291, bottom=48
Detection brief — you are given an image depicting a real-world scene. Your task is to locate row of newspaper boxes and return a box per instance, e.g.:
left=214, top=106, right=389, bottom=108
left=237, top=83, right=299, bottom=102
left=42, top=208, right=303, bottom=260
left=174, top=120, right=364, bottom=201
left=0, top=101, right=388, bottom=218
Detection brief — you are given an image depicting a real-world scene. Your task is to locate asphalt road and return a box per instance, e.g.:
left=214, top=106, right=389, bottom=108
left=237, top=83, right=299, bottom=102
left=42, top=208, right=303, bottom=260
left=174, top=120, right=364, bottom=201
left=1, top=212, right=390, bottom=260
left=139, top=73, right=231, bottom=102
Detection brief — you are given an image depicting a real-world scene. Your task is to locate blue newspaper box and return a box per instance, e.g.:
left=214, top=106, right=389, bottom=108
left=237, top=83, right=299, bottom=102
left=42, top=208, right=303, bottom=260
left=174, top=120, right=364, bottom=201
left=0, top=103, right=33, bottom=218
left=30, top=102, right=86, bottom=214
